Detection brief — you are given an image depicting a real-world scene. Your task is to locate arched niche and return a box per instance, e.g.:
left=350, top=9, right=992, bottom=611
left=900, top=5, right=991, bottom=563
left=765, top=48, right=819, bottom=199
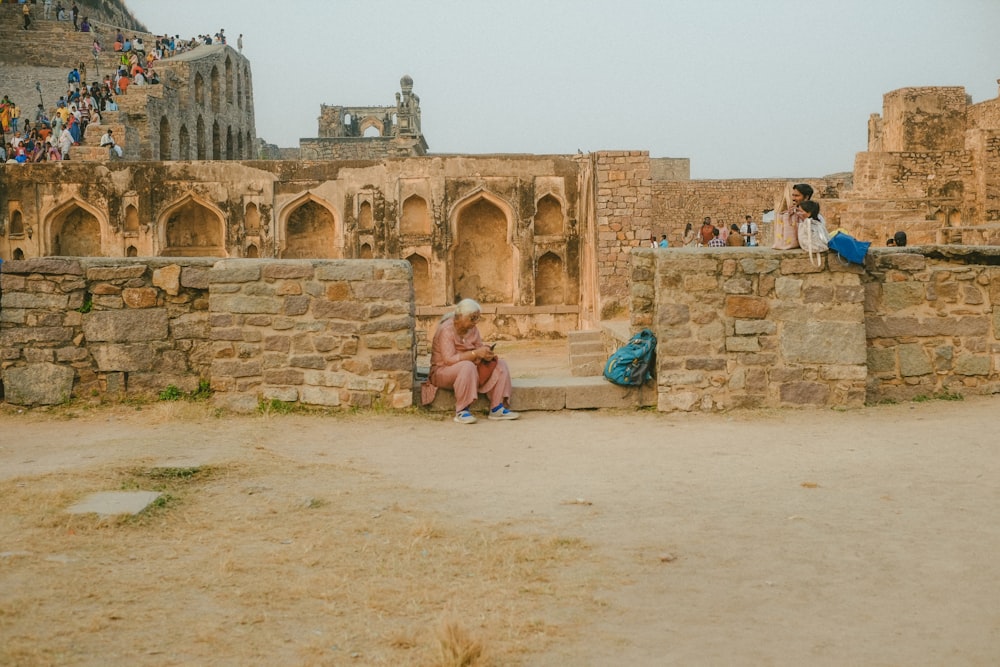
left=46, top=200, right=105, bottom=257
left=126, top=245, right=138, bottom=257
left=194, top=72, right=205, bottom=107
left=406, top=252, right=432, bottom=306
left=400, top=195, right=430, bottom=235
left=179, top=125, right=190, bottom=160
left=13, top=247, right=25, bottom=260
left=246, top=243, right=259, bottom=258
left=158, top=195, right=227, bottom=257
left=212, top=121, right=221, bottom=160
left=535, top=251, right=565, bottom=306
left=245, top=203, right=261, bottom=235
left=196, top=116, right=206, bottom=160
left=237, top=133, right=244, bottom=159
left=159, top=116, right=171, bottom=160
left=9, top=209, right=24, bottom=236
left=124, top=204, right=140, bottom=233
left=534, top=194, right=564, bottom=236
left=226, top=126, right=233, bottom=160
left=210, top=66, right=221, bottom=113
left=358, top=201, right=374, bottom=231
left=236, top=72, right=243, bottom=110
left=280, top=195, right=339, bottom=259
left=225, top=56, right=234, bottom=105
left=359, top=243, right=373, bottom=259
left=450, top=192, right=514, bottom=304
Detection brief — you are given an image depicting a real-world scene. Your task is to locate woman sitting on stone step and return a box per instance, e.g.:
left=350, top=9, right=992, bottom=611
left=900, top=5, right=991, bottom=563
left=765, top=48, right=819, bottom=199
left=424, top=298, right=519, bottom=424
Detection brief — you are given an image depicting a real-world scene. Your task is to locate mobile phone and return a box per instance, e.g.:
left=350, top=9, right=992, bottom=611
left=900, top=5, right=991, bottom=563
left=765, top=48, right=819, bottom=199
left=488, top=343, right=496, bottom=351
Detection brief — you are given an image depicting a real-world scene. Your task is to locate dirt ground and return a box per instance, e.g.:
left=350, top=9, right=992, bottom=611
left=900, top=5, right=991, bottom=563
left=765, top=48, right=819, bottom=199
left=2, top=393, right=999, bottom=666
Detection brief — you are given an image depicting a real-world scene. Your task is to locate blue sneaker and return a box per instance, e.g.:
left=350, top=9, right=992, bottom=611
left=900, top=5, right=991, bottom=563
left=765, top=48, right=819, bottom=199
left=488, top=406, right=520, bottom=421
left=454, top=410, right=478, bottom=424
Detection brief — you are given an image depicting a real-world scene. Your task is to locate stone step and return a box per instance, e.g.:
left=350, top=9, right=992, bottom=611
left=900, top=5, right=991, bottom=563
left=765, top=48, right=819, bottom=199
left=571, top=353, right=607, bottom=377
left=418, top=375, right=656, bottom=413
left=569, top=340, right=604, bottom=356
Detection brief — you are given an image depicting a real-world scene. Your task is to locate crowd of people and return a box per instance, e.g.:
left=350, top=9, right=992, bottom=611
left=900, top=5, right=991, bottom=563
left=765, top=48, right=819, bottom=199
left=653, top=214, right=760, bottom=249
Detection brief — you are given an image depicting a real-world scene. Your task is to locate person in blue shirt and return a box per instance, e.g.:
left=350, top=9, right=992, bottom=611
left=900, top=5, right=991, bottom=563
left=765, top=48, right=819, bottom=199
left=658, top=234, right=669, bottom=248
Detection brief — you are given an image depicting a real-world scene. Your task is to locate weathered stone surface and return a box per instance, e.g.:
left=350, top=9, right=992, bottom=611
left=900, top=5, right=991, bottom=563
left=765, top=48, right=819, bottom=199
left=780, top=321, right=866, bottom=365
left=898, top=343, right=933, bottom=377
left=152, top=265, right=182, bottom=296
left=209, top=263, right=263, bottom=284
left=734, top=319, right=777, bottom=335
left=2, top=292, right=71, bottom=309
left=867, top=346, right=896, bottom=374
left=263, top=262, right=315, bottom=280
left=2, top=363, right=75, bottom=405
left=726, top=336, right=761, bottom=353
left=955, top=355, right=991, bottom=376
left=170, top=313, right=210, bottom=340
left=725, top=295, right=769, bottom=319
left=208, top=295, right=282, bottom=315
left=779, top=381, right=830, bottom=405
left=181, top=266, right=211, bottom=290
left=86, top=265, right=146, bottom=281
left=91, top=344, right=159, bottom=372
left=83, top=310, right=169, bottom=342
left=352, top=281, right=411, bottom=301
left=123, top=288, right=159, bottom=309
left=300, top=386, right=342, bottom=407
left=1, top=259, right=84, bottom=276
left=315, top=263, right=374, bottom=281
left=882, top=282, right=926, bottom=310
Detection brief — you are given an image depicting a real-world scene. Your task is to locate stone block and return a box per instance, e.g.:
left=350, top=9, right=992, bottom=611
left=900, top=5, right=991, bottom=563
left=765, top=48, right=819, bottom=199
left=1, top=258, right=83, bottom=276
left=882, top=282, right=926, bottom=310
left=2, top=363, right=75, bottom=406
left=315, top=263, right=374, bottom=281
left=283, top=295, right=311, bottom=316
left=898, top=343, right=933, bottom=377
left=735, top=319, right=777, bottom=335
left=726, top=336, right=760, bottom=353
left=780, top=321, right=866, bottom=365
left=212, top=393, right=261, bottom=413
left=209, top=295, right=282, bottom=315
left=867, top=347, right=896, bottom=374
left=86, top=265, right=146, bottom=281
left=209, top=262, right=261, bottom=284
left=725, top=295, right=769, bottom=319
left=152, top=265, right=182, bottom=296
left=779, top=381, right=830, bottom=406
left=170, top=313, right=210, bottom=340
left=181, top=266, right=211, bottom=290
left=820, top=365, right=868, bottom=381
left=123, top=287, right=159, bottom=309
left=263, top=262, right=315, bottom=280
left=83, top=309, right=169, bottom=342
left=658, top=390, right=700, bottom=412
left=955, top=355, right=991, bottom=376
left=92, top=344, right=161, bottom=372
left=263, top=369, right=305, bottom=385
left=262, top=387, right=300, bottom=402
left=213, top=359, right=263, bottom=378
left=2, top=292, right=71, bottom=309
left=300, top=386, right=342, bottom=407
left=313, top=300, right=366, bottom=320
left=352, top=281, right=412, bottom=301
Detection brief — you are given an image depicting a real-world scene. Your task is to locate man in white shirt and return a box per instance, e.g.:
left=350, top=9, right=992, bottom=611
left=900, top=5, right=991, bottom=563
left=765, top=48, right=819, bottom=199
left=741, top=215, right=759, bottom=247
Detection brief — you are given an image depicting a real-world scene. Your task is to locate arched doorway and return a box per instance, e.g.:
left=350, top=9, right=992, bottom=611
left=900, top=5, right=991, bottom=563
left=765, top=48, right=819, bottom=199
left=282, top=198, right=338, bottom=259
left=359, top=242, right=373, bottom=259
left=124, top=204, right=140, bottom=233
left=159, top=116, right=171, bottom=160
left=159, top=197, right=226, bottom=257
left=451, top=195, right=513, bottom=304
left=358, top=201, right=374, bottom=231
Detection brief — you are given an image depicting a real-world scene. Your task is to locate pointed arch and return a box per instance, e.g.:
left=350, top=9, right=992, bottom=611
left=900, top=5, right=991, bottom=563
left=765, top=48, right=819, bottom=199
left=159, top=116, right=172, bottom=160
left=196, top=116, right=206, bottom=159
left=534, top=193, right=565, bottom=236
left=126, top=245, right=138, bottom=257
left=194, top=72, right=205, bottom=107
left=157, top=193, right=227, bottom=257
left=124, top=204, right=140, bottom=232
left=43, top=197, right=109, bottom=257
left=359, top=116, right=384, bottom=136
left=245, top=243, right=259, bottom=258
left=212, top=120, right=221, bottom=160
left=13, top=247, right=25, bottom=260
left=226, top=126, right=234, bottom=160
left=9, top=209, right=24, bottom=236
left=278, top=192, right=340, bottom=259
left=400, top=194, right=430, bottom=235
left=210, top=65, right=221, bottom=113
left=358, top=200, right=374, bottom=231
left=179, top=124, right=191, bottom=160
left=225, top=55, right=234, bottom=106
left=245, top=202, right=261, bottom=235
left=406, top=252, right=432, bottom=306
left=359, top=242, right=373, bottom=259
left=448, top=189, right=516, bottom=304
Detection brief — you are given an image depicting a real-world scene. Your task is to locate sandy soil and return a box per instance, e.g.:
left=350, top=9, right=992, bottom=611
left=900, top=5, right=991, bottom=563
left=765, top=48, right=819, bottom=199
left=1, top=396, right=999, bottom=666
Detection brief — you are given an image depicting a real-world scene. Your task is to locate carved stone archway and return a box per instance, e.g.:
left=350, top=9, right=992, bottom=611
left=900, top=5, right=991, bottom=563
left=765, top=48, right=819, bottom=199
left=43, top=198, right=108, bottom=257
left=448, top=190, right=517, bottom=304
left=278, top=193, right=340, bottom=259
left=157, top=194, right=228, bottom=257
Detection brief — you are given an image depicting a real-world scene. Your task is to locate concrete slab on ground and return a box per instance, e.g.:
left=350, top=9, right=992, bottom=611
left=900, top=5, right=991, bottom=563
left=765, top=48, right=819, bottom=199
left=66, top=491, right=162, bottom=517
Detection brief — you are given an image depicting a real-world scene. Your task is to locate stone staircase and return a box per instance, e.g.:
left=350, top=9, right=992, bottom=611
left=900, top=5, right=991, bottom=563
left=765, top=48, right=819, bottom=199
left=567, top=329, right=605, bottom=376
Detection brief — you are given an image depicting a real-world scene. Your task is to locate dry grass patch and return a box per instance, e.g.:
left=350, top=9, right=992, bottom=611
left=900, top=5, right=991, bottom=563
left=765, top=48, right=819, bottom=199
left=0, top=447, right=605, bottom=666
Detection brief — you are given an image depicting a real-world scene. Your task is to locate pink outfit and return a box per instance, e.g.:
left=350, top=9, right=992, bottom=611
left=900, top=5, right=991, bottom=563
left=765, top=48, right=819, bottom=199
left=425, top=317, right=512, bottom=411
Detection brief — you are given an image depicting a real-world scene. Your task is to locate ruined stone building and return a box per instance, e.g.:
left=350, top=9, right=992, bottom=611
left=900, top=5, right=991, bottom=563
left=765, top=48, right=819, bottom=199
left=3, top=0, right=1000, bottom=339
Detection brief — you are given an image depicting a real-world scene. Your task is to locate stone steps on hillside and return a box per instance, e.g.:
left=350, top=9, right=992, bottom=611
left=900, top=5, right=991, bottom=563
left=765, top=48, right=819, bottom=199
left=419, top=376, right=657, bottom=414
left=567, top=329, right=606, bottom=376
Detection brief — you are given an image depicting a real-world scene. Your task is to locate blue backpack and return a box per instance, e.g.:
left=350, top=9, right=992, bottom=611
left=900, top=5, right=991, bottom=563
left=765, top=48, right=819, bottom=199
left=603, top=329, right=657, bottom=387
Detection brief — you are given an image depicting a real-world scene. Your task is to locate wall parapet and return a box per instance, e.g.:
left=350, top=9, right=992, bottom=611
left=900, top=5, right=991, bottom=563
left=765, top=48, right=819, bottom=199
left=634, top=246, right=1000, bottom=411
left=0, top=258, right=415, bottom=412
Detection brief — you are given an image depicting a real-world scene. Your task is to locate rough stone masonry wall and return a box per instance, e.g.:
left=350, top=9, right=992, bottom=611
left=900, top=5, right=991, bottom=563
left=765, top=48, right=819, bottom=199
left=0, top=258, right=415, bottom=411
left=593, top=151, right=652, bottom=319
left=631, top=248, right=868, bottom=412
left=631, top=246, right=1000, bottom=412
left=863, top=248, right=1000, bottom=403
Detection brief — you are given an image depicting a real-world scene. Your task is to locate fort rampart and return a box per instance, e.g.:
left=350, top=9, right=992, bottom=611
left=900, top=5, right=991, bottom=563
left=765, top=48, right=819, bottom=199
left=629, top=246, right=1000, bottom=411
left=0, top=258, right=414, bottom=411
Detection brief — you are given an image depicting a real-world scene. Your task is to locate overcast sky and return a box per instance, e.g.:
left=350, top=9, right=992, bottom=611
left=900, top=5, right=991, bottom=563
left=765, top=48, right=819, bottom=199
left=126, top=0, right=1000, bottom=179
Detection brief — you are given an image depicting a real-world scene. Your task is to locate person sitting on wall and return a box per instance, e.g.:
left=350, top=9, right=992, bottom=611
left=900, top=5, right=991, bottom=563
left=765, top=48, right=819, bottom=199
left=893, top=231, right=907, bottom=247
left=422, top=298, right=519, bottom=424
left=699, top=216, right=715, bottom=246
left=99, top=128, right=123, bottom=158
left=659, top=234, right=669, bottom=248
left=727, top=224, right=745, bottom=246
left=708, top=228, right=726, bottom=247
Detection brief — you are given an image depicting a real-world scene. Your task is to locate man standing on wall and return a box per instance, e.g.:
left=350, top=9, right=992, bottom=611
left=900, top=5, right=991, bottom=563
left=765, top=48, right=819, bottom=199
left=741, top=215, right=759, bottom=246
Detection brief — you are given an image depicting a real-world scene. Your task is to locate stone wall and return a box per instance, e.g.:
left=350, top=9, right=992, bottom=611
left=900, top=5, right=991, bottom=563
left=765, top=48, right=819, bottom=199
left=863, top=248, right=1000, bottom=402
left=631, top=247, right=868, bottom=411
left=592, top=151, right=652, bottom=319
left=631, top=246, right=1000, bottom=412
left=0, top=258, right=415, bottom=411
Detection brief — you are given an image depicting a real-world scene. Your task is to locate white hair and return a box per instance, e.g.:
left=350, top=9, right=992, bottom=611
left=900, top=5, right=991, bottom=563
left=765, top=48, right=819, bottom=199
left=441, top=298, right=481, bottom=322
